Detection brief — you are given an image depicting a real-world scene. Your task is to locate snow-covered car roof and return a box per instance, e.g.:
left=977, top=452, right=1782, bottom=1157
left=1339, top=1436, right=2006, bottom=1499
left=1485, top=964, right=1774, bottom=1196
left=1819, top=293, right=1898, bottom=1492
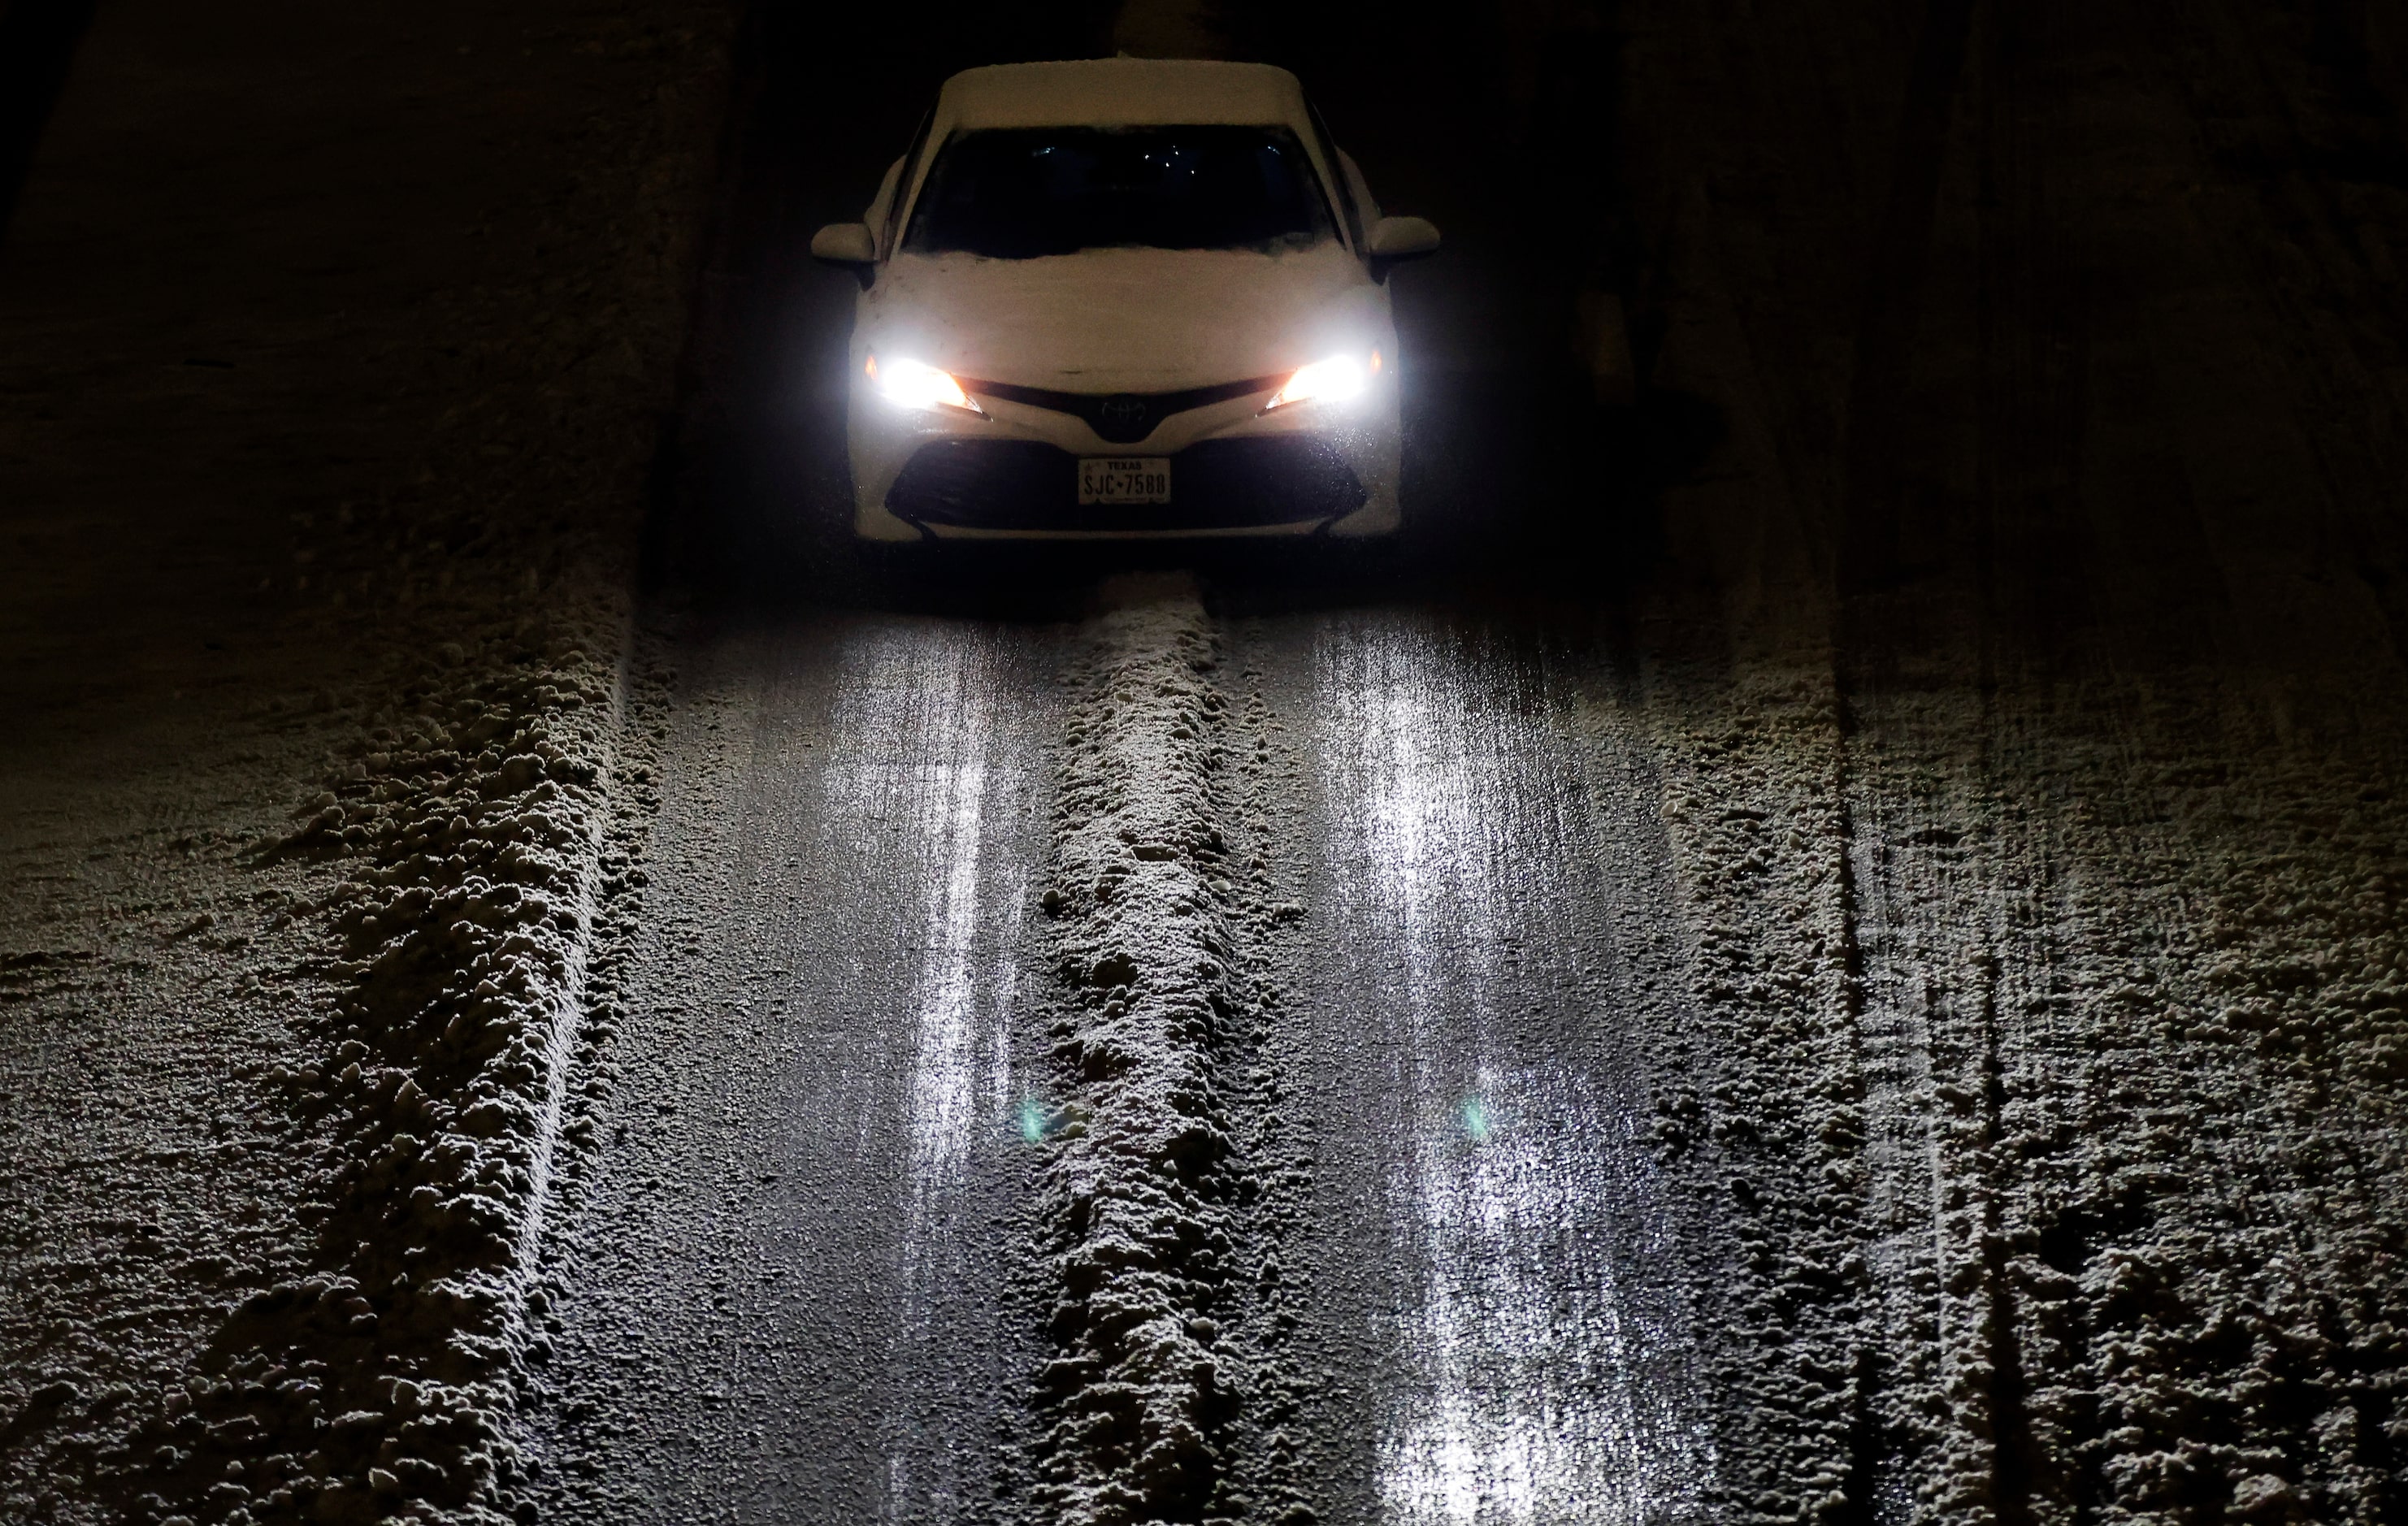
left=935, top=59, right=1314, bottom=132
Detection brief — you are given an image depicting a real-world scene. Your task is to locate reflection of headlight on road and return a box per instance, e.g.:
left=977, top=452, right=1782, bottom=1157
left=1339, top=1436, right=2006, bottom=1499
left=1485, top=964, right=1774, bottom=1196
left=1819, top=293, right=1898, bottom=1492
left=865, top=352, right=983, bottom=415
left=1265, top=349, right=1380, bottom=411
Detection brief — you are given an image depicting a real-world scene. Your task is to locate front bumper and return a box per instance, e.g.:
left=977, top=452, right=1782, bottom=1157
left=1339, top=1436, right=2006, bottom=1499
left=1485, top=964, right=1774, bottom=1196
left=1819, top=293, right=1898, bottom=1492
left=844, top=377, right=1402, bottom=541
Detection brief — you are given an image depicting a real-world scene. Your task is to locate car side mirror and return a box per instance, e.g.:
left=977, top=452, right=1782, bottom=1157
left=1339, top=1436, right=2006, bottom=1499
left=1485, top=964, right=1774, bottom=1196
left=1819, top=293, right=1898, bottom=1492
left=1366, top=215, right=1440, bottom=280
left=811, top=223, right=878, bottom=287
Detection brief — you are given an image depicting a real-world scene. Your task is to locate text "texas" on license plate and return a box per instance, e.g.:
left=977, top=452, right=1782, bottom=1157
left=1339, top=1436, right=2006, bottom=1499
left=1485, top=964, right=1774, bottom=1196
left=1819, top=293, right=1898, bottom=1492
left=1078, top=457, right=1170, bottom=505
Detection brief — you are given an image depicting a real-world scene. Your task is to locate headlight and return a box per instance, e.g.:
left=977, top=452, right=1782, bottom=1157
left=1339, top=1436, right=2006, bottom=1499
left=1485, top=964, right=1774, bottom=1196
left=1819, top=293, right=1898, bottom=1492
left=1266, top=350, right=1378, bottom=411
left=866, top=352, right=983, bottom=415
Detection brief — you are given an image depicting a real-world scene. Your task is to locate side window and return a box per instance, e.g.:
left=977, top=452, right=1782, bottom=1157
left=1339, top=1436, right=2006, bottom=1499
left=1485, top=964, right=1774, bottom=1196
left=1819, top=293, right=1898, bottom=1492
left=1305, top=100, right=1365, bottom=250
left=883, top=109, right=935, bottom=257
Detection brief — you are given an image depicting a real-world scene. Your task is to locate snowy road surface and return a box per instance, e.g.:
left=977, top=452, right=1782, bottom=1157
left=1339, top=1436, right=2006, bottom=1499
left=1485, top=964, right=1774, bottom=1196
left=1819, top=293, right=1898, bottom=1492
left=524, top=599, right=1730, bottom=1524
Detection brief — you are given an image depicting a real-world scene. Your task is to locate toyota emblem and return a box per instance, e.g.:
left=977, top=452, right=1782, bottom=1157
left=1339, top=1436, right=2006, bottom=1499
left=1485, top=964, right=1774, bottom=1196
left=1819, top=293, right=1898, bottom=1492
left=1098, top=395, right=1149, bottom=435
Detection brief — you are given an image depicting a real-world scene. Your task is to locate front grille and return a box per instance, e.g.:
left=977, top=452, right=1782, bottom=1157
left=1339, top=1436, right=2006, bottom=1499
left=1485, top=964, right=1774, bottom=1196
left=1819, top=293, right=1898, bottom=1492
left=960, top=375, right=1284, bottom=444
left=887, top=436, right=1368, bottom=532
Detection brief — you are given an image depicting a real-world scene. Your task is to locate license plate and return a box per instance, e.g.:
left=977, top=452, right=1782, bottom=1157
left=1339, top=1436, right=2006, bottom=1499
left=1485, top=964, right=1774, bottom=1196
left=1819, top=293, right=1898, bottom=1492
left=1078, top=457, right=1171, bottom=505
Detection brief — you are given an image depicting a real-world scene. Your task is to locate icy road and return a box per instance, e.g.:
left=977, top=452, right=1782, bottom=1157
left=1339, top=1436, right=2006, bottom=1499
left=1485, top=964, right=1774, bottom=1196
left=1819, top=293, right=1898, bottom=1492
left=3, top=0, right=2408, bottom=1522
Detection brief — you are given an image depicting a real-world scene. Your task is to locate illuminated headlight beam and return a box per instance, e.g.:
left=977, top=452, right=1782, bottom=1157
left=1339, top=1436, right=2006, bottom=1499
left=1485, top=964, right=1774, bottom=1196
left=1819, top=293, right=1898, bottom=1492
left=867, top=351, right=984, bottom=415
left=1266, top=349, right=1379, bottom=411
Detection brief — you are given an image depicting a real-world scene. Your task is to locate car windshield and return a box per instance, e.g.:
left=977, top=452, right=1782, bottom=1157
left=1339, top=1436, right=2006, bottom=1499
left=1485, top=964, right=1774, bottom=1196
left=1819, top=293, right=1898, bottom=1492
left=902, top=125, right=1334, bottom=259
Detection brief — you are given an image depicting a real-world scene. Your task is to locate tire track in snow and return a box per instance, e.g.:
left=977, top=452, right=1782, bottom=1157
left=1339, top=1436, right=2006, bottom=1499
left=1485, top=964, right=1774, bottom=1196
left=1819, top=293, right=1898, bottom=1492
left=1253, top=612, right=1716, bottom=1526
left=873, top=629, right=1033, bottom=1520
left=1338, top=624, right=1706, bottom=1526
left=524, top=616, right=1050, bottom=1525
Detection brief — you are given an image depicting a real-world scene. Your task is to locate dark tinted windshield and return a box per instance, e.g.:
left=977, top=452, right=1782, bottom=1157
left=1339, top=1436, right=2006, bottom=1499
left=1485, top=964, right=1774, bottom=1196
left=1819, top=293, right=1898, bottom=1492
left=903, top=126, right=1334, bottom=258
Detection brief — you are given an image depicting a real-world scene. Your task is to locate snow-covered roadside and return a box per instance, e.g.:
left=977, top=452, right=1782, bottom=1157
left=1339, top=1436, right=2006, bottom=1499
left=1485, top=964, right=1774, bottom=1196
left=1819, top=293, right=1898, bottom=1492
left=1634, top=656, right=1880, bottom=1523
left=1623, top=470, right=2408, bottom=1526
left=1608, top=141, right=1888, bottom=1515
left=0, top=6, right=735, bottom=1523
left=0, top=714, right=360, bottom=1526
left=2106, top=732, right=2408, bottom=1519
left=1798, top=604, right=2408, bottom=1526
left=1601, top=0, right=2408, bottom=1513
left=2, top=609, right=687, bottom=1526
left=120, top=631, right=642, bottom=1525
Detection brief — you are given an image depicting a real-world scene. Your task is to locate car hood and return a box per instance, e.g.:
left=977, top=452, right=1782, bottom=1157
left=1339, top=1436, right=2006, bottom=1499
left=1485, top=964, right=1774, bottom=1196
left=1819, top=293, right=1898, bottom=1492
left=857, top=241, right=1385, bottom=392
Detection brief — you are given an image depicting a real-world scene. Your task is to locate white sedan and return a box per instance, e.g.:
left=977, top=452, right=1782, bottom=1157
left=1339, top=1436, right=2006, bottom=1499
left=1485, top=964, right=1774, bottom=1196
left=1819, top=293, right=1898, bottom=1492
left=811, top=59, right=1438, bottom=541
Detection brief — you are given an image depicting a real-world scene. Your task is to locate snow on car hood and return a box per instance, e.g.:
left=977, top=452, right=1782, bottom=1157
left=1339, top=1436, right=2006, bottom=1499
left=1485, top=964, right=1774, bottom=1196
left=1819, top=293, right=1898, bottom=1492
left=857, top=240, right=1385, bottom=392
